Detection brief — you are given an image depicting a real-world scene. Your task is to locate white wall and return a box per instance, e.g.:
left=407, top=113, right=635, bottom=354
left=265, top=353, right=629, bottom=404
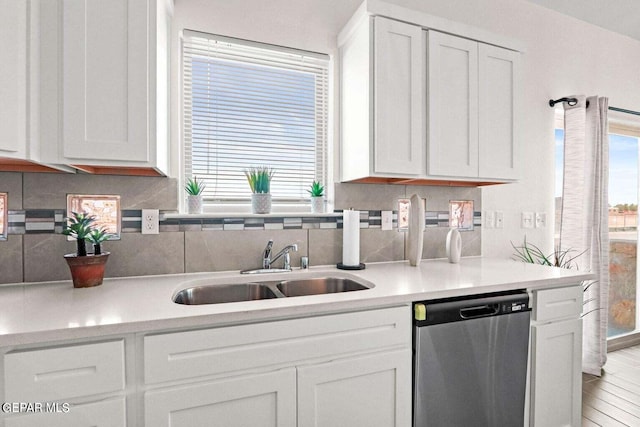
left=171, top=0, right=640, bottom=258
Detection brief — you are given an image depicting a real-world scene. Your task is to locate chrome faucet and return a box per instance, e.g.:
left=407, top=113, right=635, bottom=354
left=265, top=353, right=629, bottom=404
left=265, top=241, right=298, bottom=270
left=242, top=240, right=299, bottom=274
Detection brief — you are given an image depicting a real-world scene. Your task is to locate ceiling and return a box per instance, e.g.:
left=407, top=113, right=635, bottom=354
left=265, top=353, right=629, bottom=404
left=525, top=0, right=640, bottom=41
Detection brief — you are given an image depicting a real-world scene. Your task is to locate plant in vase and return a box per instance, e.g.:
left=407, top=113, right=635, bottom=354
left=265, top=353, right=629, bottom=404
left=185, top=176, right=206, bottom=214
left=62, top=212, right=110, bottom=288
left=244, top=166, right=275, bottom=214
left=307, top=180, right=325, bottom=213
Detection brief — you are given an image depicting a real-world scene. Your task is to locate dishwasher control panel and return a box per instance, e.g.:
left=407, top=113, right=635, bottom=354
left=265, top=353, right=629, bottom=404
left=414, top=290, right=530, bottom=325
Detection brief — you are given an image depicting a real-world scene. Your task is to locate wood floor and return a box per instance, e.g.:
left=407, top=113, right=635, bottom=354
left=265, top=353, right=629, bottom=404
left=582, top=345, right=640, bottom=426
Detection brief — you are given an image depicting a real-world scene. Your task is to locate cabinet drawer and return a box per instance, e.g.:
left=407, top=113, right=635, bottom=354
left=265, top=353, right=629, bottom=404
left=5, top=398, right=126, bottom=427
left=144, top=306, right=410, bottom=384
left=4, top=340, right=125, bottom=402
left=533, top=285, right=583, bottom=322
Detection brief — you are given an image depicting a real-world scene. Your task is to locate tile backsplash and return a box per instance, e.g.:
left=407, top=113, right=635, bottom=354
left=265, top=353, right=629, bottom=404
left=0, top=172, right=481, bottom=284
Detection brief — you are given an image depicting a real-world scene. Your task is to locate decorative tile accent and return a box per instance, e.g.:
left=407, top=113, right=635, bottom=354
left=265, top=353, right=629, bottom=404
left=8, top=210, right=26, bottom=235
left=25, top=210, right=56, bottom=233
left=6, top=209, right=482, bottom=234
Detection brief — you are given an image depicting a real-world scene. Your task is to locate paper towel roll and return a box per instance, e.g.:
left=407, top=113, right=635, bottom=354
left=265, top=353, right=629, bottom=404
left=342, top=210, right=360, bottom=266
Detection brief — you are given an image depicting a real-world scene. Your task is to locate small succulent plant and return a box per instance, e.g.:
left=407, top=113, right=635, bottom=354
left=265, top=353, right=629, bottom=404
left=185, top=176, right=206, bottom=196
left=244, top=167, right=275, bottom=194
left=87, top=228, right=111, bottom=255
left=62, top=212, right=96, bottom=257
left=307, top=180, right=324, bottom=197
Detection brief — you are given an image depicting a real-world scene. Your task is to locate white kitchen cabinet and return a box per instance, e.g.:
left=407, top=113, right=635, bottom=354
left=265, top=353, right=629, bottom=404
left=529, top=285, right=583, bottom=427
left=145, top=369, right=297, bottom=427
left=2, top=340, right=127, bottom=427
left=340, top=16, right=424, bottom=181
left=298, top=349, right=411, bottom=427
left=0, top=0, right=29, bottom=159
left=339, top=4, right=521, bottom=185
left=39, top=0, right=171, bottom=175
left=143, top=305, right=411, bottom=427
left=427, top=30, right=519, bottom=180
left=427, top=31, right=479, bottom=178
left=478, top=44, right=520, bottom=180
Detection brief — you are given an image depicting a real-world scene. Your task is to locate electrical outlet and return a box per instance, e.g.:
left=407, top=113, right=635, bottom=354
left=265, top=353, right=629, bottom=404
left=484, top=211, right=495, bottom=229
left=141, top=209, right=159, bottom=234
left=521, top=212, right=534, bottom=229
left=535, top=212, right=547, bottom=228
left=495, top=211, right=504, bottom=229
left=381, top=210, right=393, bottom=231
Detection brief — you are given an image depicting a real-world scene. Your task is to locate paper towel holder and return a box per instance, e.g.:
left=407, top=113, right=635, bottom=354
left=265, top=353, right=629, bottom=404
left=337, top=262, right=366, bottom=270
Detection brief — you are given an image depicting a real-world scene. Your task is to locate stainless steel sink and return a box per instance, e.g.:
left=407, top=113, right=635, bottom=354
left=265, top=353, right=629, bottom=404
left=276, top=277, right=370, bottom=297
left=173, top=283, right=278, bottom=305
left=173, top=276, right=372, bottom=305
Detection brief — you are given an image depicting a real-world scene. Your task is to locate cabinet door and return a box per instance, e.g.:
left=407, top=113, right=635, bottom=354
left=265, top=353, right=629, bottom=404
left=374, top=17, right=423, bottom=176
left=0, top=0, right=28, bottom=157
left=5, top=398, right=126, bottom=427
left=479, top=44, right=520, bottom=180
left=530, top=318, right=582, bottom=427
left=427, top=31, right=478, bottom=178
left=298, top=349, right=411, bottom=427
left=145, top=368, right=296, bottom=427
left=62, top=0, right=149, bottom=162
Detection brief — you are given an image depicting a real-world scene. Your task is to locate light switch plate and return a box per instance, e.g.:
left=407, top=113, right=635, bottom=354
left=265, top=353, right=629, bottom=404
left=484, top=211, right=495, bottom=229
left=521, top=212, right=534, bottom=229
left=535, top=212, right=547, bottom=228
left=381, top=211, right=393, bottom=231
left=495, top=211, right=504, bottom=229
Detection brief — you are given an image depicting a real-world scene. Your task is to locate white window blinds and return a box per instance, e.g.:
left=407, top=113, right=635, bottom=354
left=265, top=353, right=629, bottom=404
left=182, top=30, right=329, bottom=203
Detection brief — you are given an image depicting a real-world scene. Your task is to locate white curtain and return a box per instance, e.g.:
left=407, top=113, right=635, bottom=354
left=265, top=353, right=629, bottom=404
left=560, top=95, right=610, bottom=376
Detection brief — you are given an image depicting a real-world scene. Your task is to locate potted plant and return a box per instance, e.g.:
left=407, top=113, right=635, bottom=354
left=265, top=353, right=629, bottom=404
left=307, top=180, right=325, bottom=213
left=62, top=212, right=110, bottom=288
left=245, top=166, right=275, bottom=214
left=185, top=176, right=206, bottom=214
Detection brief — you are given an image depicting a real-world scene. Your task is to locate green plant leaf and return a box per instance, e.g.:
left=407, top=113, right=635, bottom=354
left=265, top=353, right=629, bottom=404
left=185, top=176, right=206, bottom=195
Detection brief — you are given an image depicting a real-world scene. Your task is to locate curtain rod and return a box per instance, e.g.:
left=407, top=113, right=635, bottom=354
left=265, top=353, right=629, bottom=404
left=549, top=97, right=640, bottom=116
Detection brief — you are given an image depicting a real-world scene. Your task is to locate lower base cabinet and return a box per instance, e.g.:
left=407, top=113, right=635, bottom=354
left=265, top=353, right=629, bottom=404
left=298, top=349, right=411, bottom=427
left=145, top=369, right=297, bottom=427
left=529, top=285, right=583, bottom=427
left=144, top=348, right=411, bottom=427
left=142, top=305, right=411, bottom=427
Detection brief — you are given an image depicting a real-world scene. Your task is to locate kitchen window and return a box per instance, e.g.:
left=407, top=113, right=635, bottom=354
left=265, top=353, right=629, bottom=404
left=181, top=31, right=329, bottom=211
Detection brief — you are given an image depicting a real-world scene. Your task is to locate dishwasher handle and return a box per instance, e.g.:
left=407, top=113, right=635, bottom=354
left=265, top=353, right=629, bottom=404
left=460, top=303, right=500, bottom=319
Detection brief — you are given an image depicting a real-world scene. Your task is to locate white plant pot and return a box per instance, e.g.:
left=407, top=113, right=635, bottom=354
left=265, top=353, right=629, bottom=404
left=251, top=193, right=272, bottom=214
left=187, top=194, right=203, bottom=214
left=311, top=196, right=325, bottom=213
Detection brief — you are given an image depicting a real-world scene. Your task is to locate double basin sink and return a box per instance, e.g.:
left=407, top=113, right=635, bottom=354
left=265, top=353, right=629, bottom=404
left=173, top=276, right=371, bottom=305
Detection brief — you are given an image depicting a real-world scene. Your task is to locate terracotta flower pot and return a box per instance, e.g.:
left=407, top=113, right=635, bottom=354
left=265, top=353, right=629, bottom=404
left=64, top=252, right=110, bottom=288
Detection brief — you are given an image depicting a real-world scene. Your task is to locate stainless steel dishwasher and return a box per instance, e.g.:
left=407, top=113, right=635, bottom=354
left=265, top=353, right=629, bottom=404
left=413, top=290, right=531, bottom=427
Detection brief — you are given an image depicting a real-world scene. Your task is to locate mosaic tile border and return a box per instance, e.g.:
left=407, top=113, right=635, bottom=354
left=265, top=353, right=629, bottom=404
left=5, top=209, right=482, bottom=234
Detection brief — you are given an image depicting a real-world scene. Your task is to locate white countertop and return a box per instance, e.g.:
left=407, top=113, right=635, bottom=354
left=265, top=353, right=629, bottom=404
left=0, top=257, right=593, bottom=346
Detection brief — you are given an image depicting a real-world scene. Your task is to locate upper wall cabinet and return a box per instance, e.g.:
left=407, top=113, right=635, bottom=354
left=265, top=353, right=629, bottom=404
left=428, top=31, right=520, bottom=180
left=338, top=1, right=522, bottom=185
left=340, top=15, right=424, bottom=182
left=0, top=0, right=29, bottom=160
left=38, top=0, right=172, bottom=176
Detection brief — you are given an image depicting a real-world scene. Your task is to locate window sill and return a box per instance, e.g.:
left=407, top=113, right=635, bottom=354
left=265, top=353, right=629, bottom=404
left=163, top=212, right=342, bottom=220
